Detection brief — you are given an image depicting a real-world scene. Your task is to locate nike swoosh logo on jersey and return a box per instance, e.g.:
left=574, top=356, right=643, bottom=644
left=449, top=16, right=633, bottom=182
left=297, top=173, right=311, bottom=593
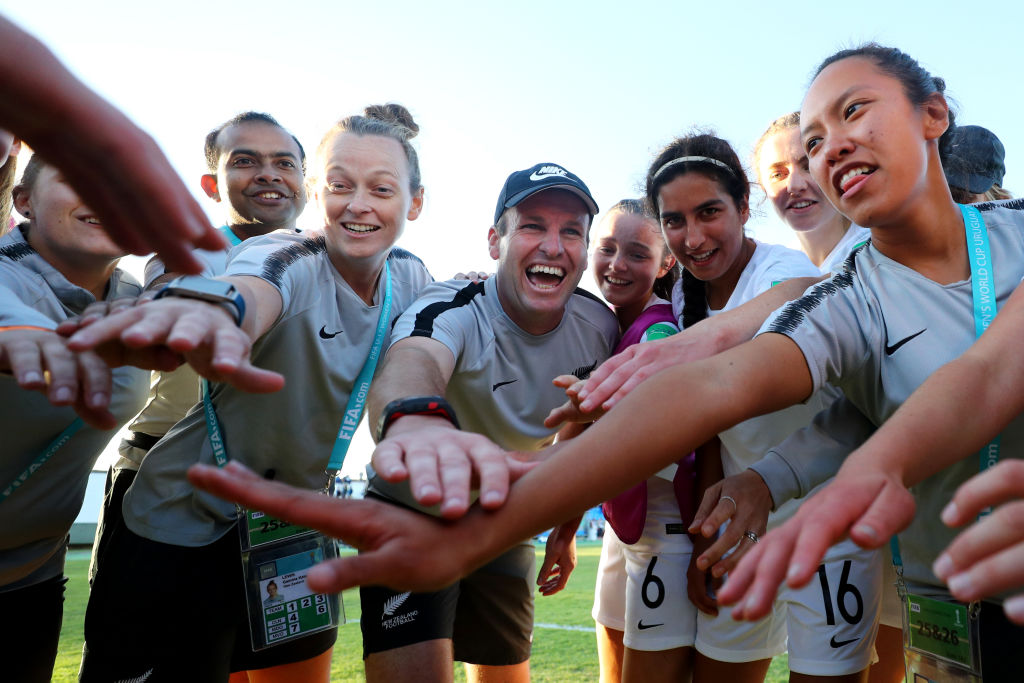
left=529, top=166, right=567, bottom=181
left=884, top=328, right=926, bottom=355
left=637, top=620, right=663, bottom=630
left=829, top=635, right=859, bottom=648
left=319, top=325, right=343, bottom=339
left=492, top=379, right=519, bottom=391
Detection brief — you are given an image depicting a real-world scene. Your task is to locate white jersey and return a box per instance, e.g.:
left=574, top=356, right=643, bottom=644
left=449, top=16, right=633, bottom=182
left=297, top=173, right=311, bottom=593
left=673, top=240, right=828, bottom=529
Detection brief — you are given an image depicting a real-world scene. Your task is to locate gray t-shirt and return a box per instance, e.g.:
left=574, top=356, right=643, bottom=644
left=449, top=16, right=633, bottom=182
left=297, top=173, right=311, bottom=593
left=0, top=226, right=148, bottom=590
left=758, top=200, right=1024, bottom=594
left=117, top=229, right=302, bottom=470
left=369, top=275, right=619, bottom=508
left=123, top=232, right=433, bottom=546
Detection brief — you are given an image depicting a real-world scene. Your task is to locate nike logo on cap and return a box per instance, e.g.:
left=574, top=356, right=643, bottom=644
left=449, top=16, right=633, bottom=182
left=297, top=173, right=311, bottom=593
left=637, top=620, right=663, bottom=630
left=830, top=635, right=859, bottom=648
left=530, top=165, right=568, bottom=181
left=884, top=328, right=925, bottom=355
left=319, top=325, right=343, bottom=339
left=492, top=379, right=519, bottom=391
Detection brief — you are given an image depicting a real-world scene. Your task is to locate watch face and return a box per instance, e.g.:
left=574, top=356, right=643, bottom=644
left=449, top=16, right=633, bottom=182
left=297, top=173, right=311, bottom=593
left=171, top=276, right=236, bottom=298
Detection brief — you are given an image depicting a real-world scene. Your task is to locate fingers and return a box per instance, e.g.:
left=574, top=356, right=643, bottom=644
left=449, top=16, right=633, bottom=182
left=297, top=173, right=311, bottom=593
left=697, top=521, right=743, bottom=572
left=689, top=483, right=723, bottom=535
left=845, top=482, right=917, bottom=551
left=471, top=443, right=513, bottom=510
left=543, top=400, right=577, bottom=429
left=401, top=441, right=445, bottom=507
left=371, top=441, right=409, bottom=481
left=936, top=500, right=1024, bottom=601
left=700, top=499, right=738, bottom=540
left=577, top=355, right=634, bottom=412
left=686, top=561, right=719, bottom=616
left=941, top=461, right=1024, bottom=527
left=76, top=347, right=113, bottom=411
left=551, top=374, right=579, bottom=390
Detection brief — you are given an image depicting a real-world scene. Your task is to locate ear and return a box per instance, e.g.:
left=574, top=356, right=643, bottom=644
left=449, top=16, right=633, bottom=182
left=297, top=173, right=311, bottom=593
left=200, top=174, right=220, bottom=201
left=738, top=200, right=750, bottom=226
left=658, top=252, right=677, bottom=278
left=407, top=186, right=424, bottom=221
left=9, top=139, right=21, bottom=158
left=12, top=186, right=30, bottom=219
left=921, top=92, right=950, bottom=142
left=487, top=226, right=501, bottom=261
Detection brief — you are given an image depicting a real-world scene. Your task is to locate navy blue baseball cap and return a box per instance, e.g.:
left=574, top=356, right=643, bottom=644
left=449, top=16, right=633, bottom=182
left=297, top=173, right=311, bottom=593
left=944, top=125, right=1006, bottom=194
left=493, top=163, right=599, bottom=225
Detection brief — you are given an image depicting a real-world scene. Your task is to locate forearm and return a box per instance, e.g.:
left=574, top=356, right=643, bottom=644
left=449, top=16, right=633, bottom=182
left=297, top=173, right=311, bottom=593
left=458, top=340, right=810, bottom=559
left=694, top=276, right=823, bottom=351
left=367, top=344, right=453, bottom=433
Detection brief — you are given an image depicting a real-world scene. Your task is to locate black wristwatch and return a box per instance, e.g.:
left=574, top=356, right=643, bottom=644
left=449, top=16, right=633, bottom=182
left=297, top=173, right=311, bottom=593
left=154, top=276, right=246, bottom=326
left=375, top=396, right=460, bottom=442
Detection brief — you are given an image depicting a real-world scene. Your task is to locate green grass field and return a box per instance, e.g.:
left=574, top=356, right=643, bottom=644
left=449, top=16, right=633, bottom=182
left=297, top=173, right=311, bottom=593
left=52, top=543, right=790, bottom=682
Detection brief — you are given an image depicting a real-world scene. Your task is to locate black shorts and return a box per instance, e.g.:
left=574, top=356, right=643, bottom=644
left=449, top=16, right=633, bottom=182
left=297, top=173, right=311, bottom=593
left=979, top=599, right=1024, bottom=679
left=0, top=574, right=66, bottom=683
left=80, top=515, right=336, bottom=682
left=360, top=541, right=535, bottom=665
left=89, top=465, right=136, bottom=585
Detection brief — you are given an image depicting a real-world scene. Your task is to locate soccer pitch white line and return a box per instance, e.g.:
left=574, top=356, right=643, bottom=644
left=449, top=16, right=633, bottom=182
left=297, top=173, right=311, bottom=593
left=343, top=619, right=595, bottom=633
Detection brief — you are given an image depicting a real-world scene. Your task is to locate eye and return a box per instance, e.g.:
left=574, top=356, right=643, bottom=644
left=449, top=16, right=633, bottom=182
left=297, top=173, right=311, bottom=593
left=373, top=185, right=395, bottom=196
left=596, top=246, right=615, bottom=255
left=231, top=157, right=255, bottom=167
left=843, top=102, right=864, bottom=119
left=805, top=137, right=822, bottom=155
left=562, top=227, right=582, bottom=238
left=769, top=169, right=787, bottom=182
left=699, top=207, right=720, bottom=219
left=326, top=181, right=349, bottom=194
left=629, top=252, right=650, bottom=261
left=279, top=160, right=296, bottom=169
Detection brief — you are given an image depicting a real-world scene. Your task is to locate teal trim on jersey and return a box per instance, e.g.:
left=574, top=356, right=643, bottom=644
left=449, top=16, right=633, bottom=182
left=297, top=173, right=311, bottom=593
left=1, top=418, right=85, bottom=501
left=893, top=205, right=1000, bottom=568
left=202, top=261, right=393, bottom=476
left=219, top=225, right=243, bottom=248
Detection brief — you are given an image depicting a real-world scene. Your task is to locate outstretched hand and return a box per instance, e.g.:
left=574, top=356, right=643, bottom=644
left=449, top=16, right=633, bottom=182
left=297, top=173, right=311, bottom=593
left=187, top=462, right=481, bottom=593
left=66, top=298, right=283, bottom=393
left=718, top=469, right=916, bottom=620
left=544, top=374, right=604, bottom=428
left=371, top=416, right=537, bottom=519
left=689, top=469, right=773, bottom=578
left=537, top=518, right=580, bottom=596
left=934, top=460, right=1024, bottom=623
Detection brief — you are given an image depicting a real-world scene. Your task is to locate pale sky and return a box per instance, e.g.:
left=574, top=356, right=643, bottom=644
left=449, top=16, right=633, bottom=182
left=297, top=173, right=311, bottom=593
left=6, top=0, right=1022, bottom=475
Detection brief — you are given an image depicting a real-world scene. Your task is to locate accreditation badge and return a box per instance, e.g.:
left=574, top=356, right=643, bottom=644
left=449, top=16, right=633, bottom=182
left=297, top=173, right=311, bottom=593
left=239, top=515, right=343, bottom=650
left=901, top=591, right=982, bottom=681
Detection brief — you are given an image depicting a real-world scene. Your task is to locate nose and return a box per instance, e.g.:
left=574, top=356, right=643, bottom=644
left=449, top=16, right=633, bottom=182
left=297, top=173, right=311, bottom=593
left=254, top=161, right=283, bottom=185
left=346, top=187, right=372, bottom=215
left=683, top=224, right=705, bottom=251
left=609, top=251, right=628, bottom=272
left=787, top=166, right=811, bottom=196
left=820, top=130, right=854, bottom=167
left=539, top=229, right=564, bottom=257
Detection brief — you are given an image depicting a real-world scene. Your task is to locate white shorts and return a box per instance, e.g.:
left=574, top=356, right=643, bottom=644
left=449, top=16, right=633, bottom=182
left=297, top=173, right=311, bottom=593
left=696, top=537, right=883, bottom=676
left=879, top=545, right=902, bottom=628
left=623, top=546, right=698, bottom=651
left=592, top=525, right=627, bottom=631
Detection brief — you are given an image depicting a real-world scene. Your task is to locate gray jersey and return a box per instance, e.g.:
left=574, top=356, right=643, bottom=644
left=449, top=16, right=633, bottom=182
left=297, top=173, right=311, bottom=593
left=118, top=230, right=302, bottom=470
left=369, top=275, right=619, bottom=507
left=758, top=200, right=1024, bottom=594
left=123, top=232, right=433, bottom=546
left=0, top=227, right=148, bottom=590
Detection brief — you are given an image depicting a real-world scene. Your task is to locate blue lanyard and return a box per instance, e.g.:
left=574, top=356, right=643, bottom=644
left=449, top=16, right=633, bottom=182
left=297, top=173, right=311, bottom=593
left=1, top=417, right=85, bottom=501
left=220, top=225, right=243, bottom=248
left=892, top=204, right=1000, bottom=568
left=202, top=261, right=393, bottom=477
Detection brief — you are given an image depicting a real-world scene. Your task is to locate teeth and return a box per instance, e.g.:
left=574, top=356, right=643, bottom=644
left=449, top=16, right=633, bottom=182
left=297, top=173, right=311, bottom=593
left=344, top=223, right=379, bottom=233
left=791, top=201, right=813, bottom=209
left=257, top=191, right=284, bottom=199
left=82, top=217, right=101, bottom=225
left=689, top=250, right=714, bottom=262
left=606, top=277, right=630, bottom=285
left=527, top=265, right=565, bottom=277
left=839, top=166, right=873, bottom=190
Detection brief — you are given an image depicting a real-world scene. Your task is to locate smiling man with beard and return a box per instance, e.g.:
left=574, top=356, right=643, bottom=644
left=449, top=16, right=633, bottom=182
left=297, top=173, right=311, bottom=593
left=361, top=163, right=619, bottom=683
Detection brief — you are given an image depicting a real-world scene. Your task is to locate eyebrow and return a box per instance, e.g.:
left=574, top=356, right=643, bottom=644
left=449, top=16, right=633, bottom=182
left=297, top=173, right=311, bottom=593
left=803, top=84, right=873, bottom=134
left=229, top=148, right=299, bottom=160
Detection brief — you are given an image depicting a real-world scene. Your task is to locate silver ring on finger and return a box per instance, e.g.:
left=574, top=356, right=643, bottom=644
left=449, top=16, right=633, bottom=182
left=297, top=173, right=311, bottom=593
left=744, top=530, right=759, bottom=544
left=720, top=495, right=737, bottom=511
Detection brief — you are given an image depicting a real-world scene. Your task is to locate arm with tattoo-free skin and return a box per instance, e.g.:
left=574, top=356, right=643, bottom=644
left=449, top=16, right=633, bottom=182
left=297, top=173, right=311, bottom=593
left=718, top=284, right=1024, bottom=620
left=572, top=276, right=822, bottom=417
left=367, top=337, right=532, bottom=519
left=0, top=16, right=224, bottom=271
left=188, top=332, right=814, bottom=593
left=65, top=275, right=285, bottom=396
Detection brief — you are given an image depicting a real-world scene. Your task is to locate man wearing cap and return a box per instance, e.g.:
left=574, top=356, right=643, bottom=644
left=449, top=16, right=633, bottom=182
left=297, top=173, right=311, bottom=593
left=945, top=124, right=1010, bottom=204
left=360, top=163, right=619, bottom=682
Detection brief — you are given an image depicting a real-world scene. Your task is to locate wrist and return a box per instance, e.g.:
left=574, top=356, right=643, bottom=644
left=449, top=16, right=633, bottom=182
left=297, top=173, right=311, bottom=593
left=375, top=395, right=460, bottom=442
left=154, top=275, right=245, bottom=326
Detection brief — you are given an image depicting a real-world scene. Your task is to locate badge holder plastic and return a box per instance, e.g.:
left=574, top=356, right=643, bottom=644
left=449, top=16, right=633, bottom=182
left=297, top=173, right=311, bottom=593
left=899, top=579, right=982, bottom=682
left=240, top=522, right=342, bottom=651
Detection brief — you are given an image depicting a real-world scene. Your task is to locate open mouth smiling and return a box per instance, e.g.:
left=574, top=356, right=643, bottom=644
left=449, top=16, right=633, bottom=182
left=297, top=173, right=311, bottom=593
left=526, top=264, right=566, bottom=289
left=835, top=165, right=876, bottom=196
left=344, top=223, right=380, bottom=234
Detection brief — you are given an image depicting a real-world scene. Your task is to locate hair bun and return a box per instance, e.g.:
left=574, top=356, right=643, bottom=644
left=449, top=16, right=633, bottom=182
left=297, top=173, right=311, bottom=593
left=363, top=103, right=419, bottom=139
